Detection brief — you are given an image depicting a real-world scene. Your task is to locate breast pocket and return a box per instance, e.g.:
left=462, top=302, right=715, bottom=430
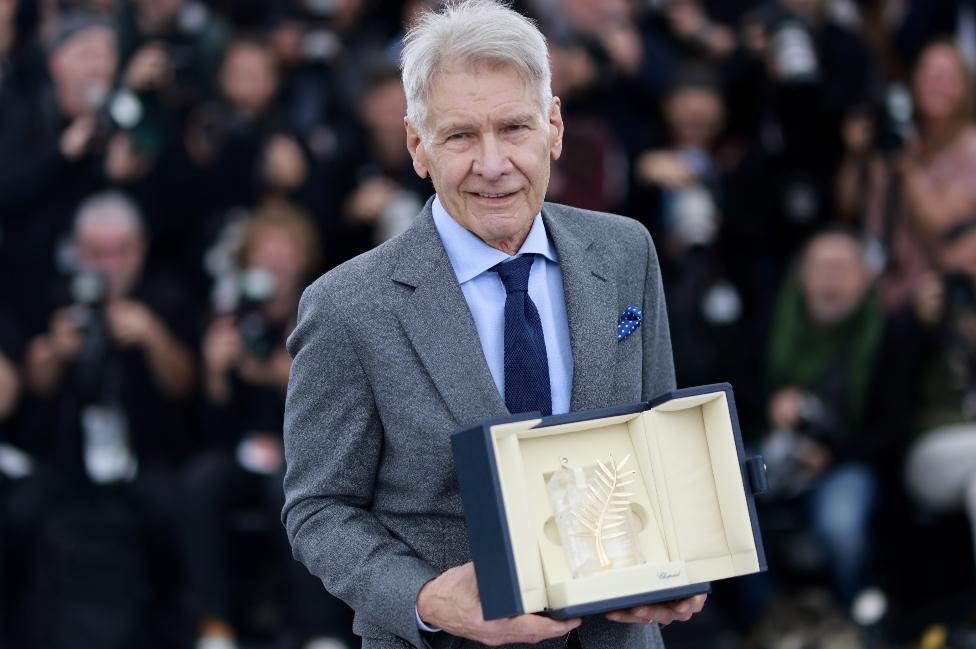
left=613, top=324, right=643, bottom=403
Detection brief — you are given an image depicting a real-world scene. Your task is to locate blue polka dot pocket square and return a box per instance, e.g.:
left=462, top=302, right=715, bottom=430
left=617, top=305, right=643, bottom=341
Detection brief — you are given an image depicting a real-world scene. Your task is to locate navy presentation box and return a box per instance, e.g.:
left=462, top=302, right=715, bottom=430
left=451, top=383, right=768, bottom=620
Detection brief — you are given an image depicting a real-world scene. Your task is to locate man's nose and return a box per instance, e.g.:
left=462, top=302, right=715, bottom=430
left=472, top=134, right=512, bottom=179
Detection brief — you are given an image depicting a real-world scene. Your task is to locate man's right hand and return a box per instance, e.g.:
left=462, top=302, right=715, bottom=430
left=416, top=562, right=581, bottom=646
left=60, top=115, right=96, bottom=161
left=202, top=316, right=243, bottom=402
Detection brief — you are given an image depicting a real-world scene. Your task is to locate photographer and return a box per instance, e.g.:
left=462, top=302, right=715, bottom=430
left=739, top=0, right=873, bottom=253
left=760, top=229, right=884, bottom=608
left=336, top=65, right=428, bottom=260
left=9, top=191, right=195, bottom=645
left=116, top=0, right=228, bottom=118
left=185, top=35, right=314, bottom=231
left=25, top=192, right=194, bottom=404
left=838, top=40, right=976, bottom=313
left=632, top=71, right=760, bottom=399
left=903, top=220, right=976, bottom=586
left=0, top=11, right=155, bottom=334
left=183, top=201, right=351, bottom=649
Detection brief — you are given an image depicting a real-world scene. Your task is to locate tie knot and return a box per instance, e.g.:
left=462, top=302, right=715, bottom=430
left=492, top=254, right=535, bottom=294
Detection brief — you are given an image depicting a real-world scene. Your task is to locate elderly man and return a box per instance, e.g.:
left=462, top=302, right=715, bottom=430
left=282, top=2, right=705, bottom=648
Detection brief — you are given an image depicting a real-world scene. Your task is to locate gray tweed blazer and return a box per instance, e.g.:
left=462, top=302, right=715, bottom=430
left=282, top=198, right=676, bottom=649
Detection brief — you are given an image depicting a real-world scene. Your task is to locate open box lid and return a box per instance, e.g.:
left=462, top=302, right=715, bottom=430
left=451, top=383, right=768, bottom=620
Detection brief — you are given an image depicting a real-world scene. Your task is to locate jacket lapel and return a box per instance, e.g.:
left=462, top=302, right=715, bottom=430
left=543, top=204, right=618, bottom=412
left=391, top=203, right=508, bottom=427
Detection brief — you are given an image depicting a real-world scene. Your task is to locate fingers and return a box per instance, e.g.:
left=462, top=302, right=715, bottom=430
left=680, top=594, right=708, bottom=617
left=605, top=594, right=707, bottom=626
left=491, top=614, right=580, bottom=646
left=60, top=115, right=96, bottom=160
left=124, top=43, right=170, bottom=90
left=418, top=563, right=582, bottom=646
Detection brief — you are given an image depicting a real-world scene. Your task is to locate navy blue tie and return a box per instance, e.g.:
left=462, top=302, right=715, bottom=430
left=492, top=254, right=552, bottom=417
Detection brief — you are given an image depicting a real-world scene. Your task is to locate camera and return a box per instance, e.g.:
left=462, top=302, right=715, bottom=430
left=943, top=271, right=976, bottom=318
left=749, top=3, right=819, bottom=84
left=81, top=82, right=148, bottom=151
left=67, top=270, right=110, bottom=400
left=877, top=83, right=914, bottom=154
left=761, top=427, right=818, bottom=498
left=769, top=20, right=818, bottom=83
left=761, top=391, right=841, bottom=498
left=300, top=28, right=342, bottom=63
left=235, top=267, right=278, bottom=361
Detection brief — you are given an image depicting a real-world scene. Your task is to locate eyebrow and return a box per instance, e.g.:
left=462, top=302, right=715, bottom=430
left=434, top=113, right=539, bottom=139
left=502, top=112, right=538, bottom=126
left=435, top=122, right=475, bottom=139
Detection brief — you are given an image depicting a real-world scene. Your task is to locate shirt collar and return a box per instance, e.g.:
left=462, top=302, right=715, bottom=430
left=431, top=195, right=558, bottom=285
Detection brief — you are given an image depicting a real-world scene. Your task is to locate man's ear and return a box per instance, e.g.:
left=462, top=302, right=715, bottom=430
left=548, top=97, right=565, bottom=161
left=405, top=117, right=429, bottom=179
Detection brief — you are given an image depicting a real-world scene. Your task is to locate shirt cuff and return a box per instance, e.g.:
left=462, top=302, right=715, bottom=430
left=416, top=606, right=442, bottom=633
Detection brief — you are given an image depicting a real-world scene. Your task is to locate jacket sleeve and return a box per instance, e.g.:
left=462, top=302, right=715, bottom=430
left=282, top=281, right=438, bottom=649
left=639, top=226, right=677, bottom=400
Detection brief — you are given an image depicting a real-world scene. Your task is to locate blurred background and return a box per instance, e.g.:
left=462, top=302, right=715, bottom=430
left=2, top=0, right=976, bottom=648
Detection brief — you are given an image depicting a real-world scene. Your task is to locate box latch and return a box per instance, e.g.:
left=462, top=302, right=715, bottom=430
left=745, top=456, right=768, bottom=495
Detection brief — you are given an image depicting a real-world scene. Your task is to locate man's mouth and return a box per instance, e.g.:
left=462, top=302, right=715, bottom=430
left=470, top=191, right=517, bottom=199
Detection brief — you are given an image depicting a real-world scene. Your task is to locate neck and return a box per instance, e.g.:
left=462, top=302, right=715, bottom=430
left=484, top=227, right=532, bottom=256
left=921, top=117, right=964, bottom=154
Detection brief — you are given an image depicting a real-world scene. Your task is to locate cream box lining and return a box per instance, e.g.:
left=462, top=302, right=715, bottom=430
left=489, top=392, right=761, bottom=613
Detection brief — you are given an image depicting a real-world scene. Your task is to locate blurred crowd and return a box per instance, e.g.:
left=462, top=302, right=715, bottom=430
left=3, top=0, right=976, bottom=648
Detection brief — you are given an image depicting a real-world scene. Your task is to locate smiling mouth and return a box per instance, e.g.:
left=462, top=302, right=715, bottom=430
left=470, top=191, right=518, bottom=199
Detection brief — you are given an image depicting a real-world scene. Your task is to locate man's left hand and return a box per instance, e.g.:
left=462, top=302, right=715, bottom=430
left=107, top=300, right=159, bottom=348
left=605, top=594, right=707, bottom=626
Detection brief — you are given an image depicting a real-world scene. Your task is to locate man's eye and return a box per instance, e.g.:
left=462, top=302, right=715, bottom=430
left=447, top=132, right=470, bottom=141
left=504, top=124, right=528, bottom=133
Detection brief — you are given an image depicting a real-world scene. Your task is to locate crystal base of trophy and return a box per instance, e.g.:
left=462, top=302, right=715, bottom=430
left=545, top=456, right=646, bottom=577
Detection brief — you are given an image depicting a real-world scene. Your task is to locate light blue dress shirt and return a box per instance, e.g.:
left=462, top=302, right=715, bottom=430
left=431, top=195, right=574, bottom=416
left=414, top=196, right=575, bottom=633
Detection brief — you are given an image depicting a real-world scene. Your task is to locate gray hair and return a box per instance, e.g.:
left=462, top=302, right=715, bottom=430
left=74, top=191, right=145, bottom=240
left=400, top=0, right=552, bottom=139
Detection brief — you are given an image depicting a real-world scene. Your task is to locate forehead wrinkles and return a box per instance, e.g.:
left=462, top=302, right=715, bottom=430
left=425, top=63, right=543, bottom=130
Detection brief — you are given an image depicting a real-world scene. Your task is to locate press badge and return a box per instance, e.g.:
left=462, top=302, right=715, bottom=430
left=81, top=404, right=138, bottom=484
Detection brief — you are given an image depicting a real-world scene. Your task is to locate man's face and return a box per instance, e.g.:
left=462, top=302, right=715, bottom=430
left=246, top=227, right=306, bottom=299
left=914, top=44, right=968, bottom=124
left=49, top=27, right=118, bottom=116
left=801, top=235, right=870, bottom=326
left=405, top=62, right=563, bottom=253
left=75, top=218, right=146, bottom=299
left=664, top=87, right=725, bottom=150
left=220, top=43, right=278, bottom=118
